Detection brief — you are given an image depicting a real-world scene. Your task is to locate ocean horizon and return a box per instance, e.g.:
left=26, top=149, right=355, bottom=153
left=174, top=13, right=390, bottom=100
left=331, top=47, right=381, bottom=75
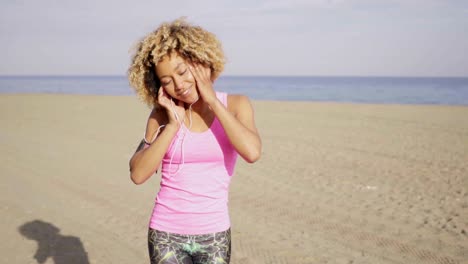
left=1, top=75, right=468, bottom=105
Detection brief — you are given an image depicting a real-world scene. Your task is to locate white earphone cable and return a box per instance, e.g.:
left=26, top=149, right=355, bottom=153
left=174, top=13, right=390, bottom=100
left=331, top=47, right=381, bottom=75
left=167, top=96, right=199, bottom=177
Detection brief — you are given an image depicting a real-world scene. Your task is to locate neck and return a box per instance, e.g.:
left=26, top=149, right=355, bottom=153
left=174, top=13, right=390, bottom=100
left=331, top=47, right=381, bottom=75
left=185, top=97, right=210, bottom=116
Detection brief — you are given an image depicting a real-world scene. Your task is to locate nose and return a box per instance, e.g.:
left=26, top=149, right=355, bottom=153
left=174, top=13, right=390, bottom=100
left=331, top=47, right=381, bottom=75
left=173, top=76, right=184, bottom=91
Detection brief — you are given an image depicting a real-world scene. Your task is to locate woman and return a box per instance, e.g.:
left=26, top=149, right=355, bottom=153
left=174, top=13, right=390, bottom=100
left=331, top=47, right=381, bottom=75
left=128, top=18, right=261, bottom=264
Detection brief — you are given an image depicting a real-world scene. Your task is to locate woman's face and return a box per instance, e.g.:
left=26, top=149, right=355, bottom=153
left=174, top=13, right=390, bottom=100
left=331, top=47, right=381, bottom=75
left=155, top=53, right=199, bottom=104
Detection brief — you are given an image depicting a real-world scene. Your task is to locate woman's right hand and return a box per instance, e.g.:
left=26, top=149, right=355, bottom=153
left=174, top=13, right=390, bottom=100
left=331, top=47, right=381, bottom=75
left=157, top=87, right=185, bottom=128
left=129, top=89, right=183, bottom=184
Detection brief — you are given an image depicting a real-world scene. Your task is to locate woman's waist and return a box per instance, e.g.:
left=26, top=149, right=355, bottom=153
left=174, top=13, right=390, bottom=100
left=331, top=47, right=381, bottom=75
left=155, top=190, right=228, bottom=213
left=154, top=200, right=228, bottom=214
left=149, top=206, right=231, bottom=235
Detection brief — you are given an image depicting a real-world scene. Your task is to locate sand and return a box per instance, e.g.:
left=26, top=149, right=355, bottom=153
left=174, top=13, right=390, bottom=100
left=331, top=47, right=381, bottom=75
left=1, top=94, right=467, bottom=264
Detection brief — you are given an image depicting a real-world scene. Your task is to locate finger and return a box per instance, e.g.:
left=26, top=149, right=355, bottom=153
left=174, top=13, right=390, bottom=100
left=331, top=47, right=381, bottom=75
left=193, top=63, right=205, bottom=75
left=158, top=86, right=165, bottom=96
left=204, top=66, right=211, bottom=79
left=196, top=64, right=207, bottom=77
left=189, top=64, right=199, bottom=81
left=158, top=88, right=169, bottom=102
left=157, top=86, right=165, bottom=101
left=201, top=65, right=211, bottom=80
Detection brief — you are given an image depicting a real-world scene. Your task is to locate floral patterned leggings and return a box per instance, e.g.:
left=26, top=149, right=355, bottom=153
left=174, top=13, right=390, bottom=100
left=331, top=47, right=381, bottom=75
left=148, top=228, right=231, bottom=264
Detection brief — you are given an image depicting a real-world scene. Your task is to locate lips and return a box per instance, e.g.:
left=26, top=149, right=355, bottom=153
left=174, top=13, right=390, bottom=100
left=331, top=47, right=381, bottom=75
left=177, top=84, right=193, bottom=97
left=180, top=89, right=190, bottom=96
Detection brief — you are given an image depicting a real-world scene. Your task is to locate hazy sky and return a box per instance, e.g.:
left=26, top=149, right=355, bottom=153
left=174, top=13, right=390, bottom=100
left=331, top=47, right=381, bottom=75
left=1, top=0, right=467, bottom=76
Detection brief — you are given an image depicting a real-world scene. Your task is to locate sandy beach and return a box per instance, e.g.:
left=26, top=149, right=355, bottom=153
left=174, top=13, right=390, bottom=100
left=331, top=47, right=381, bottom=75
left=1, top=94, right=467, bottom=264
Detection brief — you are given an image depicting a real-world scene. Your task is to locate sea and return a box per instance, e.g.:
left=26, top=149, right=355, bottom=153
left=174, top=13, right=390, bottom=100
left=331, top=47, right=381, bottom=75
left=1, top=75, right=468, bottom=105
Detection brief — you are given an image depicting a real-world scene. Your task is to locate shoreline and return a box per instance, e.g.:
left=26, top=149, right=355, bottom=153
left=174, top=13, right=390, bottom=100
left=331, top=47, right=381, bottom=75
left=2, top=93, right=468, bottom=108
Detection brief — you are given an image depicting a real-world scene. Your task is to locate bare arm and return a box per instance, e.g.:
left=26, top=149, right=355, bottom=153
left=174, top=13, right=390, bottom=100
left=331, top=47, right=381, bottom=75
left=211, top=94, right=262, bottom=163
left=129, top=109, right=178, bottom=185
left=188, top=64, right=261, bottom=163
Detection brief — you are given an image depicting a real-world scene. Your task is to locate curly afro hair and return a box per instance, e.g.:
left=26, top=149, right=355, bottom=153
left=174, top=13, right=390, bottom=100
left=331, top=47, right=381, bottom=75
left=128, top=17, right=226, bottom=108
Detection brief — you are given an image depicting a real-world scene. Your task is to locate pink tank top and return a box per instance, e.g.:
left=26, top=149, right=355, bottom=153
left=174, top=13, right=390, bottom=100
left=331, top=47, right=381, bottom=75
left=149, top=92, right=238, bottom=234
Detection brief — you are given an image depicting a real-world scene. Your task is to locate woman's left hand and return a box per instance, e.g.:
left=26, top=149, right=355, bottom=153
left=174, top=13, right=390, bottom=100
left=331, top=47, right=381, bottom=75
left=189, top=64, right=218, bottom=106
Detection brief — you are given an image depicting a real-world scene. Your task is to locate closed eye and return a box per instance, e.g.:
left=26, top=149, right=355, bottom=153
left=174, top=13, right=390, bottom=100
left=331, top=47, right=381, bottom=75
left=161, top=80, right=172, bottom=86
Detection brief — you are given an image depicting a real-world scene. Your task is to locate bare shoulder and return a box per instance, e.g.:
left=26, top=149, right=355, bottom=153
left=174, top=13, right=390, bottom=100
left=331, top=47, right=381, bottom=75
left=226, top=94, right=258, bottom=132
left=227, top=94, right=253, bottom=116
left=145, top=107, right=168, bottom=142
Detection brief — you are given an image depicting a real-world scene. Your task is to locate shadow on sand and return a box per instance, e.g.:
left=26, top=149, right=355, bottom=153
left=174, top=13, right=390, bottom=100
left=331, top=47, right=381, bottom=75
left=18, top=220, right=90, bottom=264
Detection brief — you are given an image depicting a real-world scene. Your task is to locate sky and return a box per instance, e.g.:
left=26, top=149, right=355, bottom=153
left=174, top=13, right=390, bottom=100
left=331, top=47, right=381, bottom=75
left=1, top=0, right=467, bottom=77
